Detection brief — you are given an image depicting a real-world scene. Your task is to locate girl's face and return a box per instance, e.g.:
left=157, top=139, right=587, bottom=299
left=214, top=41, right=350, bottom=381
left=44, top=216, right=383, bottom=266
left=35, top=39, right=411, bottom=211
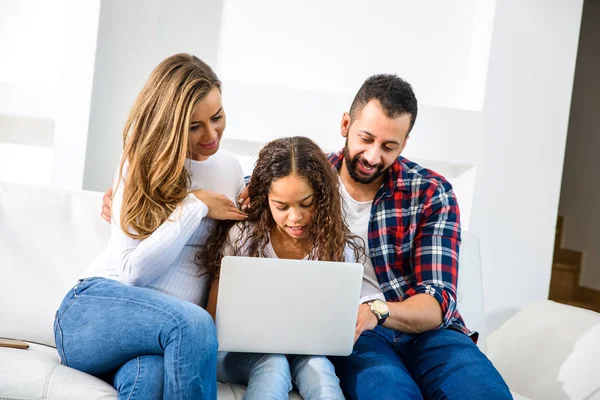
left=188, top=86, right=226, bottom=161
left=268, top=173, right=317, bottom=241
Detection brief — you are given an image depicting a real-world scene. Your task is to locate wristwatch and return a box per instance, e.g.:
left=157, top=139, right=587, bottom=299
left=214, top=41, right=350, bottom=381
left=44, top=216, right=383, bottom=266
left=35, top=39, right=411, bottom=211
left=368, top=299, right=390, bottom=325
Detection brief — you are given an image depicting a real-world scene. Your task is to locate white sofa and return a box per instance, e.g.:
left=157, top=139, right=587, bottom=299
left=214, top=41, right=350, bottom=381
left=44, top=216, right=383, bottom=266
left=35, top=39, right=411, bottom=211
left=0, top=179, right=598, bottom=399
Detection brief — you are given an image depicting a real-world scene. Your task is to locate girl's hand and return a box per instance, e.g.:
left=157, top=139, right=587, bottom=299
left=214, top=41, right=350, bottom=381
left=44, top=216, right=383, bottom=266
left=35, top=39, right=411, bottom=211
left=191, top=189, right=247, bottom=221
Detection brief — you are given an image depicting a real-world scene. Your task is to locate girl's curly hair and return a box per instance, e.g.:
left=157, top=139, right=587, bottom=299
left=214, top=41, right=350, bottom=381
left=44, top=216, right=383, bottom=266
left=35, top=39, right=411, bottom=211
left=199, top=136, right=364, bottom=280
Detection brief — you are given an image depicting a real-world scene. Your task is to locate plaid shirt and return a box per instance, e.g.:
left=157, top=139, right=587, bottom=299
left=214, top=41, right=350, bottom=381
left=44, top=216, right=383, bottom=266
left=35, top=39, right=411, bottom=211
left=329, top=150, right=473, bottom=339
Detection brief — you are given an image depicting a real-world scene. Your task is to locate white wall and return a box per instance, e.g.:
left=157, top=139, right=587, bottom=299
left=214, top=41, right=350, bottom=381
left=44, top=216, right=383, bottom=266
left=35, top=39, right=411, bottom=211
left=558, top=0, right=600, bottom=291
left=218, top=0, right=495, bottom=111
left=0, top=0, right=100, bottom=187
left=0, top=0, right=66, bottom=185
left=469, top=0, right=583, bottom=333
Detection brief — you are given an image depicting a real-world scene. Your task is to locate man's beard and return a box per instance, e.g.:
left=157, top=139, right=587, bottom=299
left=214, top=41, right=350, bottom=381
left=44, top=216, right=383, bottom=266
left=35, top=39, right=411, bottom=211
left=343, top=142, right=387, bottom=184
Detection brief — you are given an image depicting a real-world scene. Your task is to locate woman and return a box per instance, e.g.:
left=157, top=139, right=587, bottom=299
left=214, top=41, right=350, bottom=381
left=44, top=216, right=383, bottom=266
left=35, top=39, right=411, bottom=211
left=54, top=53, right=246, bottom=400
left=202, top=136, right=364, bottom=400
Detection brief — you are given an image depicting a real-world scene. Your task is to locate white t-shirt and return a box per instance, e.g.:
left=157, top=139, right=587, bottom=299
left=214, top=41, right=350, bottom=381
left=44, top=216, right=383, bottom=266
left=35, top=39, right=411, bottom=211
left=339, top=179, right=386, bottom=303
left=83, top=150, right=246, bottom=306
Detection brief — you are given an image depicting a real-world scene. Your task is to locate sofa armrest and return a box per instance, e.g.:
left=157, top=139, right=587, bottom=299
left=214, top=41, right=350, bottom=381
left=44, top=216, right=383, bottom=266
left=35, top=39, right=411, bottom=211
left=487, top=300, right=600, bottom=400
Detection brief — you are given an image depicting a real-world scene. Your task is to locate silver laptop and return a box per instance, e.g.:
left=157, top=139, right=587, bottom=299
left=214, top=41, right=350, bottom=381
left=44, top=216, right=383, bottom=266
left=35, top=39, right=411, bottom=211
left=216, top=256, right=363, bottom=356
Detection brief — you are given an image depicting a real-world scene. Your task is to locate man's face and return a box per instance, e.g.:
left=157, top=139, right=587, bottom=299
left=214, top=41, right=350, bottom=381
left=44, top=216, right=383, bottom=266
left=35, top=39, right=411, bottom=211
left=341, top=100, right=411, bottom=184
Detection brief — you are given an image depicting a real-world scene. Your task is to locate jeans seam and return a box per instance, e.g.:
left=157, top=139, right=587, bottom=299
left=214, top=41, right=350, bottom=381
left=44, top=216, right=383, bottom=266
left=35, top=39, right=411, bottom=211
left=54, top=316, right=68, bottom=366
left=125, top=357, right=141, bottom=400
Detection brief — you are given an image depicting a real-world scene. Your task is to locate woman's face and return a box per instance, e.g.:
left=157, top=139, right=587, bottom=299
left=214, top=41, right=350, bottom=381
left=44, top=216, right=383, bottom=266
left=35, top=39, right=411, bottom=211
left=268, top=173, right=317, bottom=241
left=188, top=86, right=226, bottom=161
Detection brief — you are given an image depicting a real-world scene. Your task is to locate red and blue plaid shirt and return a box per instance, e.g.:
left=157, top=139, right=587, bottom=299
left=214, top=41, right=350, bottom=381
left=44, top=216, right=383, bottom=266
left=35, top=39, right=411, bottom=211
left=329, top=150, right=473, bottom=339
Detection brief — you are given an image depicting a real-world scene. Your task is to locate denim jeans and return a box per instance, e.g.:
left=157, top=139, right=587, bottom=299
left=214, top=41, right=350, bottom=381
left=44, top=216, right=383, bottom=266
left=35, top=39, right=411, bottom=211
left=217, top=352, right=344, bottom=400
left=329, top=326, right=513, bottom=400
left=53, top=277, right=218, bottom=400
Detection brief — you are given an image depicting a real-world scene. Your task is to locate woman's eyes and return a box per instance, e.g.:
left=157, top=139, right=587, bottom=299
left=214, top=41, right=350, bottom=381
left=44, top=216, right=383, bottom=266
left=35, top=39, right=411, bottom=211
left=190, top=116, right=222, bottom=132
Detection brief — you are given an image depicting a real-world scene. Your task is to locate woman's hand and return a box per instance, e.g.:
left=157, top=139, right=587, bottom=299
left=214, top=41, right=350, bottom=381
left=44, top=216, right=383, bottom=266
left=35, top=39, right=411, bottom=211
left=192, top=189, right=247, bottom=221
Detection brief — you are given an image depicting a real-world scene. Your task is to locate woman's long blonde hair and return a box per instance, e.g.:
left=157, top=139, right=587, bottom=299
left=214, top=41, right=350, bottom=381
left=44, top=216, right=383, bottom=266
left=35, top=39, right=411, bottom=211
left=117, top=53, right=221, bottom=239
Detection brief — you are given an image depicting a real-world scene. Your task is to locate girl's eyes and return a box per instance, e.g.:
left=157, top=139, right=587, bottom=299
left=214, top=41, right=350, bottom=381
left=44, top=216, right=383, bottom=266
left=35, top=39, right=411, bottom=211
left=276, top=202, right=313, bottom=211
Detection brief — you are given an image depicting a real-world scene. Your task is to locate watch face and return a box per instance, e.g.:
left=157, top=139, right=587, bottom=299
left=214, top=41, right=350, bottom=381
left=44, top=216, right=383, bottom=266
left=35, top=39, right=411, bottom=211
left=372, top=300, right=388, bottom=314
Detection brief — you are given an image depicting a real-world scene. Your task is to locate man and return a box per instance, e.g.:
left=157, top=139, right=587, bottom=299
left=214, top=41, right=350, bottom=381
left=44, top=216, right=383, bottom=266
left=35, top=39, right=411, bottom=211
left=324, top=74, right=511, bottom=399
left=101, top=74, right=512, bottom=399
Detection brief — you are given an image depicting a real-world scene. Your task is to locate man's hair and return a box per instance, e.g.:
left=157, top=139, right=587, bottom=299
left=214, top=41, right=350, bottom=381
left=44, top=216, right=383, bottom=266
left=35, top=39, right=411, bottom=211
left=349, top=74, right=418, bottom=133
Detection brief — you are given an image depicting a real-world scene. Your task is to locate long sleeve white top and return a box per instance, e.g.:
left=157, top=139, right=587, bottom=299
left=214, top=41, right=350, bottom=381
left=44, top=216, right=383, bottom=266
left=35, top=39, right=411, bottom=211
left=82, top=150, right=246, bottom=306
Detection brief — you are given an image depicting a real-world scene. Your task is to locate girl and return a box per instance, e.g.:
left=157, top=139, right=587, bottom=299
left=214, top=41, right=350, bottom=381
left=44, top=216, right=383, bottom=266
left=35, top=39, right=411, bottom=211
left=202, top=136, right=363, bottom=400
left=53, top=53, right=246, bottom=400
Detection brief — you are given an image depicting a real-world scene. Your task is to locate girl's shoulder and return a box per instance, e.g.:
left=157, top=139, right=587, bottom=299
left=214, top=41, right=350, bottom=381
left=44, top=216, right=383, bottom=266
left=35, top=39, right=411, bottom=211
left=224, top=221, right=255, bottom=256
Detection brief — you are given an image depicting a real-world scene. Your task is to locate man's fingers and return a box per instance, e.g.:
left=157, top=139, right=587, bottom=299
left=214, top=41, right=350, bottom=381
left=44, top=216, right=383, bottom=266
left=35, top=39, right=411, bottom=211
left=100, top=211, right=110, bottom=223
left=102, top=195, right=112, bottom=212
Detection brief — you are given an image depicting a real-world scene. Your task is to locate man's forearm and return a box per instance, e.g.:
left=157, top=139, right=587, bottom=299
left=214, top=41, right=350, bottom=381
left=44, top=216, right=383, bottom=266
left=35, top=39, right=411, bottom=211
left=381, top=294, right=443, bottom=334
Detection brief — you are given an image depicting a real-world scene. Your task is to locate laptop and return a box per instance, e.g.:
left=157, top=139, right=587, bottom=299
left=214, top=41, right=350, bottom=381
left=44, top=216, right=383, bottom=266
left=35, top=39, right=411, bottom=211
left=216, top=256, right=363, bottom=356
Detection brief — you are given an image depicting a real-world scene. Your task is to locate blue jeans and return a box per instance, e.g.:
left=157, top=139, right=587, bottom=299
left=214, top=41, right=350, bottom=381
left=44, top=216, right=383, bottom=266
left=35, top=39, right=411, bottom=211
left=217, top=352, right=344, bottom=400
left=329, top=326, right=512, bottom=400
left=53, top=277, right=218, bottom=400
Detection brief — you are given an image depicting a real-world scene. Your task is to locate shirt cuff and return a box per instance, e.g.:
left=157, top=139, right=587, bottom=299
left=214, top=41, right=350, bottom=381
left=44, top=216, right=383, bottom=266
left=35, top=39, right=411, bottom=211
left=359, top=293, right=386, bottom=304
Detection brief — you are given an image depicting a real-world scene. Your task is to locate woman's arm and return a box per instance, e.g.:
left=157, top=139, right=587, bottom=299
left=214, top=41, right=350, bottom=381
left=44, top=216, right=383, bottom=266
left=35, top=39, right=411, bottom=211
left=109, top=173, right=210, bottom=286
left=109, top=163, right=246, bottom=287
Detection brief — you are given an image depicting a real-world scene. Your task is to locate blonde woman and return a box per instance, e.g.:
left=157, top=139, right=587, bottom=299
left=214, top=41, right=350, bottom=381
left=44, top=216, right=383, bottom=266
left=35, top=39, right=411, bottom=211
left=53, top=54, right=246, bottom=400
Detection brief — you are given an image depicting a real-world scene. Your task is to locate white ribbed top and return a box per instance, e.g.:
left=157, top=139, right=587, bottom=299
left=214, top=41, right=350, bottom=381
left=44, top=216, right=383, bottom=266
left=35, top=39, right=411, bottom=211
left=83, top=150, right=246, bottom=306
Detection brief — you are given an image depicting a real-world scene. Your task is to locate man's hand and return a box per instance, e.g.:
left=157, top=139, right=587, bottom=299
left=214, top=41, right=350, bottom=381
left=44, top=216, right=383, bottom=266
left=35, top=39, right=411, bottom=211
left=237, top=187, right=250, bottom=210
left=354, top=303, right=378, bottom=343
left=101, top=188, right=113, bottom=223
left=192, top=189, right=247, bottom=221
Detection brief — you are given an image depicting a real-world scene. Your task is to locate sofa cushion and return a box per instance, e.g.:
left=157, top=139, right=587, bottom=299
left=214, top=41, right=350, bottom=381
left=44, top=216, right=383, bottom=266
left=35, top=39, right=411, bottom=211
left=0, top=343, right=302, bottom=400
left=0, top=343, right=116, bottom=400
left=0, top=180, right=109, bottom=347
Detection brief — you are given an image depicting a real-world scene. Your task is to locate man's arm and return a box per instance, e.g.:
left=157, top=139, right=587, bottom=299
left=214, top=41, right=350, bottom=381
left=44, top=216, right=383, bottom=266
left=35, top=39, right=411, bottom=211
left=398, top=180, right=461, bottom=331
left=356, top=180, right=461, bottom=338
left=381, top=294, right=442, bottom=333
